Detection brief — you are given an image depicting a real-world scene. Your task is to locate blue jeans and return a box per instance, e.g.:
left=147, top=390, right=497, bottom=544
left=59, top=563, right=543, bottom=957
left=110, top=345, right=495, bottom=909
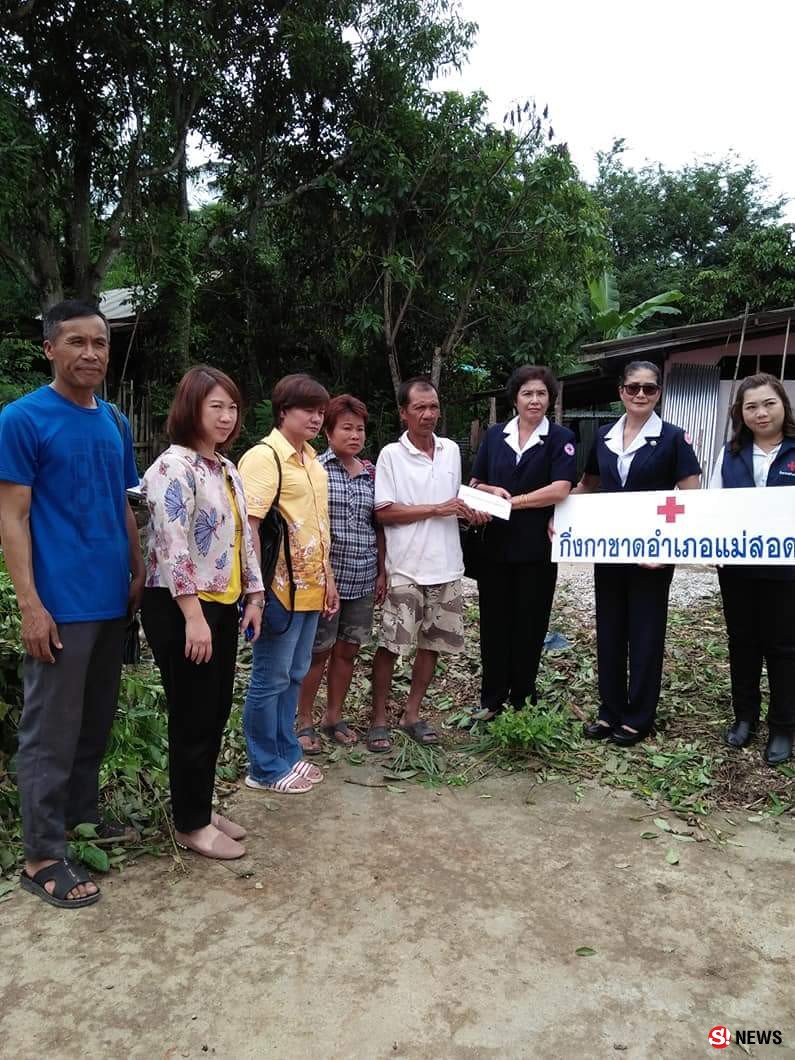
left=243, top=592, right=320, bottom=784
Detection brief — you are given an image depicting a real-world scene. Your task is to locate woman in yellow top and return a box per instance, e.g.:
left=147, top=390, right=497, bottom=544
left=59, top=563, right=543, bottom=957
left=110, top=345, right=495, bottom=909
left=141, top=367, right=265, bottom=859
left=239, top=374, right=339, bottom=794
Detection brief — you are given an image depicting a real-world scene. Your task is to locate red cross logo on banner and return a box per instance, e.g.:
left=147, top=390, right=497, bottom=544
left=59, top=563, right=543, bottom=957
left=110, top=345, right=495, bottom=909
left=657, top=496, right=685, bottom=524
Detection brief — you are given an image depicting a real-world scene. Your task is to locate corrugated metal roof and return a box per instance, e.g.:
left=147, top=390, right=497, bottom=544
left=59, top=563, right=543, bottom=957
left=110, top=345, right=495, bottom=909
left=99, top=287, right=140, bottom=321
left=580, top=306, right=795, bottom=362
left=34, top=287, right=143, bottom=324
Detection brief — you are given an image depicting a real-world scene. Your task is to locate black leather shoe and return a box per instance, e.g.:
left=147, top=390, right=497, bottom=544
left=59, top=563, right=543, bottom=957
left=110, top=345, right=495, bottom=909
left=582, top=721, right=613, bottom=740
left=725, top=719, right=757, bottom=749
left=610, top=725, right=652, bottom=747
left=764, top=730, right=793, bottom=766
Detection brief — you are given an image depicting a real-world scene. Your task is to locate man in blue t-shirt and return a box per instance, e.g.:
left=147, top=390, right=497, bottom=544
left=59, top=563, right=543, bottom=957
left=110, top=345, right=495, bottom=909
left=0, top=300, right=144, bottom=909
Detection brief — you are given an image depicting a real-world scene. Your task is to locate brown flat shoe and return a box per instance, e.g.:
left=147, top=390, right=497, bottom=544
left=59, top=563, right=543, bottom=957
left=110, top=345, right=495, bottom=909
left=175, top=828, right=246, bottom=860
left=211, top=812, right=247, bottom=840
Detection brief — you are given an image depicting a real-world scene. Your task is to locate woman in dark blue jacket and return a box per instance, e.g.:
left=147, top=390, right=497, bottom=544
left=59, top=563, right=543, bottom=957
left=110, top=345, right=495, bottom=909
left=469, top=365, right=577, bottom=720
left=710, top=373, right=795, bottom=766
left=576, top=361, right=701, bottom=746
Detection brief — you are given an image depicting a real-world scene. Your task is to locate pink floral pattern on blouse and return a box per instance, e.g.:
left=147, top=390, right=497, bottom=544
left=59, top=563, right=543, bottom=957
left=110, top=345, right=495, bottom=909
left=142, top=445, right=263, bottom=599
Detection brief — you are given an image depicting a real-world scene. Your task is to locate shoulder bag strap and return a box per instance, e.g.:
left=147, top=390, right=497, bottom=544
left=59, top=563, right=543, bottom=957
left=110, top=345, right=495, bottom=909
left=259, top=441, right=283, bottom=506
left=107, top=401, right=125, bottom=440
left=260, top=443, right=296, bottom=614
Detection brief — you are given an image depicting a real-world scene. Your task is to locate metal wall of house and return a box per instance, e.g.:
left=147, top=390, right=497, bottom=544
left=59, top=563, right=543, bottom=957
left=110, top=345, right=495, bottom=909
left=662, top=363, right=721, bottom=485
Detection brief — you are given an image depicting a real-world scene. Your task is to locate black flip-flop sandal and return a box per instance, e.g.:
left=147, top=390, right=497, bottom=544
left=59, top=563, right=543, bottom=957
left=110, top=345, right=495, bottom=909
left=398, top=720, right=439, bottom=746
left=321, top=720, right=358, bottom=745
left=296, top=726, right=323, bottom=755
left=20, top=858, right=100, bottom=909
left=366, top=726, right=393, bottom=753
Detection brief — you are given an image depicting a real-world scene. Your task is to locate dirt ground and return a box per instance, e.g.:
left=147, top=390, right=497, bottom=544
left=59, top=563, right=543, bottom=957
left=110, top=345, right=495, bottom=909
left=1, top=766, right=793, bottom=1060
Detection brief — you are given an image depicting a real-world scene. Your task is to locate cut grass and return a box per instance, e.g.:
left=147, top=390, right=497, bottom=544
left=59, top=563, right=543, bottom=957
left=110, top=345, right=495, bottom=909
left=327, top=585, right=793, bottom=818
left=2, top=584, right=792, bottom=879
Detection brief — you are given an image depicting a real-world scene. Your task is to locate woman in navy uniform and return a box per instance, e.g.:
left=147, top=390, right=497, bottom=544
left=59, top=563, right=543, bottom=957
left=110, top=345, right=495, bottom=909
left=710, top=373, right=795, bottom=766
left=469, top=365, right=577, bottom=720
left=576, top=361, right=701, bottom=745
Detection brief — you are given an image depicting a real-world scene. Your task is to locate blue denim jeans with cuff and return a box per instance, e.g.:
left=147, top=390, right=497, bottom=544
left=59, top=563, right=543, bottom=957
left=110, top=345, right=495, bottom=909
left=243, top=591, right=320, bottom=784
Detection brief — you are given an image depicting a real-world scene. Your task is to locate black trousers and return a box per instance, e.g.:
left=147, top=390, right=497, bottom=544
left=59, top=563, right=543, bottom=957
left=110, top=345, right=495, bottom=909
left=141, top=588, right=239, bottom=832
left=477, top=560, right=557, bottom=711
left=594, top=563, right=674, bottom=732
left=718, top=570, right=795, bottom=730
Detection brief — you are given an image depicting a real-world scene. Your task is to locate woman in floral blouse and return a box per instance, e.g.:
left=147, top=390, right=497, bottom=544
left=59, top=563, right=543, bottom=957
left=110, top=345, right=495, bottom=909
left=141, top=366, right=264, bottom=860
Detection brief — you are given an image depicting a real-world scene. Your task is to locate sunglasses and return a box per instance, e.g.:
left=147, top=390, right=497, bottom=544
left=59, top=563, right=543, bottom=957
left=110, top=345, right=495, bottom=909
left=621, top=382, right=660, bottom=397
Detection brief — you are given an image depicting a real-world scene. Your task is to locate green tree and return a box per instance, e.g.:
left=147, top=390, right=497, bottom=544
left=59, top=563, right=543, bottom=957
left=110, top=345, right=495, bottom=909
left=0, top=1, right=603, bottom=419
left=0, top=0, right=262, bottom=312
left=343, top=93, right=605, bottom=397
left=0, top=336, right=48, bottom=403
left=0, top=0, right=173, bottom=368
left=194, top=0, right=476, bottom=397
left=592, top=140, right=791, bottom=322
left=687, top=224, right=795, bottom=321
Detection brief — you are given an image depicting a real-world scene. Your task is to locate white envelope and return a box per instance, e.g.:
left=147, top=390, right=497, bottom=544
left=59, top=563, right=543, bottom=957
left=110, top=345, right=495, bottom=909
left=458, top=484, right=512, bottom=521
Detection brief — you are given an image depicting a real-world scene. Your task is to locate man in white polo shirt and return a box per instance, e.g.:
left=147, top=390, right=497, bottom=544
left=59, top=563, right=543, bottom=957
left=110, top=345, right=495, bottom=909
left=367, top=377, right=485, bottom=750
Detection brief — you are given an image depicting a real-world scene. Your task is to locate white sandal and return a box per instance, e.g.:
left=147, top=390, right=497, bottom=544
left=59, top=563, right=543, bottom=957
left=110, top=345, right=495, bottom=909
left=244, top=769, right=313, bottom=795
left=292, top=760, right=324, bottom=785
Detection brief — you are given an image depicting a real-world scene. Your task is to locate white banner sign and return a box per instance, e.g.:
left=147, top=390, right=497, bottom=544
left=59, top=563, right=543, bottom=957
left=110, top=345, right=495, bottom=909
left=551, top=487, right=795, bottom=565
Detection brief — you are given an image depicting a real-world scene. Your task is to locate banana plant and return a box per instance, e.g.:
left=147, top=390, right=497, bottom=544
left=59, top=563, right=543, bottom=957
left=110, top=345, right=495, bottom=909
left=588, top=270, right=683, bottom=339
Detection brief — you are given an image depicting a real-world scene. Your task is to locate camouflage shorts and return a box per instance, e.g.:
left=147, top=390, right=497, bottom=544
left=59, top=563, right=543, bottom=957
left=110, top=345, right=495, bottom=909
left=378, top=580, right=464, bottom=656
left=313, top=592, right=375, bottom=654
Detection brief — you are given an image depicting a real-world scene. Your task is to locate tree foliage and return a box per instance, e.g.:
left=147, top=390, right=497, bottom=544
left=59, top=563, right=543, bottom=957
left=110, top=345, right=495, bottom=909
left=2, top=5, right=792, bottom=426
left=592, top=140, right=795, bottom=323
left=323, top=92, right=605, bottom=397
left=588, top=269, right=682, bottom=340
left=0, top=0, right=229, bottom=308
left=687, top=225, right=795, bottom=322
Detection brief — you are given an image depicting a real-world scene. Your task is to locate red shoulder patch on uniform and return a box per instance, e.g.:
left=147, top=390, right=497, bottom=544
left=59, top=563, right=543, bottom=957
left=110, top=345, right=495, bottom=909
left=564, top=442, right=575, bottom=456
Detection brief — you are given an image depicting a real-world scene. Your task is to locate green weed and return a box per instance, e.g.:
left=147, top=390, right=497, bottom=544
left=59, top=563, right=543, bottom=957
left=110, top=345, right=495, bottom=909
left=487, top=702, right=573, bottom=754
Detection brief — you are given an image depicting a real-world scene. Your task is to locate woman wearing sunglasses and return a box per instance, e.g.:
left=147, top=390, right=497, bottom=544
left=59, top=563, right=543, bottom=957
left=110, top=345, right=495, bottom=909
left=574, top=360, right=701, bottom=746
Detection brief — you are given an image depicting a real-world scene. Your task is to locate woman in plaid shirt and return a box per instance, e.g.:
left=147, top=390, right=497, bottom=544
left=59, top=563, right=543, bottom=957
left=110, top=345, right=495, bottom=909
left=296, top=395, right=386, bottom=752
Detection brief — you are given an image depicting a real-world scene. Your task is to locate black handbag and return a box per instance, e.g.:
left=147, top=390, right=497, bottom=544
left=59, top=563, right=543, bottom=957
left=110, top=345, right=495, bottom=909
left=122, top=614, right=142, bottom=664
left=461, top=523, right=487, bottom=581
left=256, top=443, right=295, bottom=633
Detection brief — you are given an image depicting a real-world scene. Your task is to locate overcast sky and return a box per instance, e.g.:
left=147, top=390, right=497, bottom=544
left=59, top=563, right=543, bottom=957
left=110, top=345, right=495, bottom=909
left=432, top=0, right=794, bottom=218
